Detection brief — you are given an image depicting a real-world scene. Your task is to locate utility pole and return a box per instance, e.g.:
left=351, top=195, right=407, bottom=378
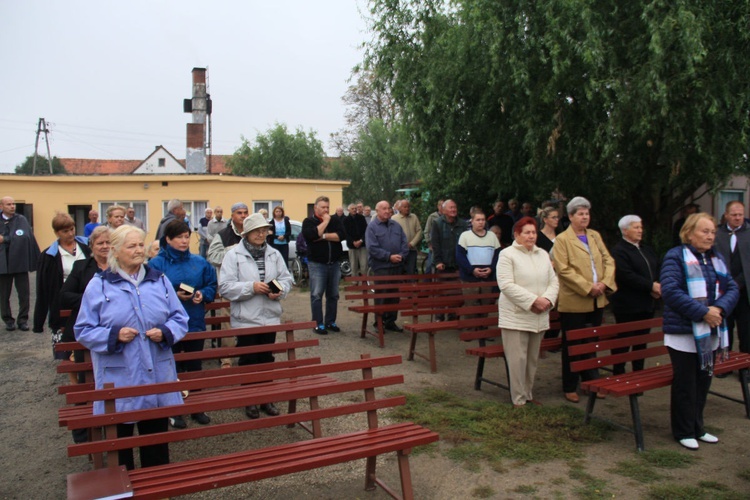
left=32, top=118, right=54, bottom=174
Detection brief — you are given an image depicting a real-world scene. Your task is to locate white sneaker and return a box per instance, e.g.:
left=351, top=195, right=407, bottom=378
left=698, top=433, right=719, bottom=443
left=679, top=438, right=699, bottom=450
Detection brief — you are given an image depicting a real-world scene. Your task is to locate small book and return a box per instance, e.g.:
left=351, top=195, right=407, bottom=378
left=178, top=283, right=195, bottom=294
left=267, top=279, right=283, bottom=294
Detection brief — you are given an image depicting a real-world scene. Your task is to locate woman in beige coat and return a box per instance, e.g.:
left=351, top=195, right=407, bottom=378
left=497, top=217, right=559, bottom=407
left=552, top=196, right=617, bottom=403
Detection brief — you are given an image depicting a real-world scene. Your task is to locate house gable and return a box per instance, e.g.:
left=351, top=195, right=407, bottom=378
left=132, top=146, right=186, bottom=174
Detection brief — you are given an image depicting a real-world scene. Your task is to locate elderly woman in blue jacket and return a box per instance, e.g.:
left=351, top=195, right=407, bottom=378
left=219, top=213, right=292, bottom=419
left=75, top=225, right=189, bottom=470
left=660, top=212, right=738, bottom=451
left=149, top=219, right=217, bottom=428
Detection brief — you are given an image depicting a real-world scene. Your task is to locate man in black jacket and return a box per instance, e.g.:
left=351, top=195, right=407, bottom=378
left=609, top=215, right=661, bottom=374
left=302, top=196, right=346, bottom=335
left=0, top=196, right=39, bottom=331
left=716, top=201, right=750, bottom=354
left=343, top=202, right=367, bottom=277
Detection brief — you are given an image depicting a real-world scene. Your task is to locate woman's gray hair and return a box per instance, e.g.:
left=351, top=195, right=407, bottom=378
left=108, top=225, right=146, bottom=271
left=88, top=226, right=111, bottom=248
left=618, top=215, right=642, bottom=235
left=566, top=196, right=591, bottom=216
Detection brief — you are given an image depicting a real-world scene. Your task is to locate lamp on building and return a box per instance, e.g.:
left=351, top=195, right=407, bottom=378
left=143, top=183, right=149, bottom=190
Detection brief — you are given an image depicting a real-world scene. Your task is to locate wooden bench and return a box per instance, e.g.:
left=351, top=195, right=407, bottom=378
left=63, top=354, right=439, bottom=500
left=567, top=318, right=750, bottom=451
left=346, top=279, right=495, bottom=348
left=401, top=306, right=498, bottom=373
left=460, top=312, right=561, bottom=394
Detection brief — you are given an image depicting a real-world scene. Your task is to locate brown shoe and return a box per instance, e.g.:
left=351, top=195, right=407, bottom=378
left=564, top=392, right=579, bottom=403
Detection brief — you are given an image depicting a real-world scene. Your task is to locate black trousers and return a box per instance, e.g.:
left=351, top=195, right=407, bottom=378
left=560, top=308, right=603, bottom=393
left=373, top=266, right=403, bottom=324
left=667, top=347, right=713, bottom=440
left=117, top=417, right=169, bottom=470
left=612, top=311, right=654, bottom=375
left=727, top=289, right=750, bottom=353
left=237, top=332, right=276, bottom=366
left=0, top=272, right=30, bottom=324
left=172, top=337, right=205, bottom=373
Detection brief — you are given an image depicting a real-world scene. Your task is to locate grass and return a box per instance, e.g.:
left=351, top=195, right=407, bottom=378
left=568, top=461, right=612, bottom=499
left=608, top=449, right=700, bottom=484
left=513, top=484, right=537, bottom=494
left=646, top=482, right=747, bottom=500
left=738, top=468, right=750, bottom=482
left=389, top=388, right=612, bottom=466
left=470, top=485, right=495, bottom=498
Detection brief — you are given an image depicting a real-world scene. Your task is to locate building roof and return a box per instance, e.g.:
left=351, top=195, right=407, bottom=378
left=60, top=152, right=231, bottom=175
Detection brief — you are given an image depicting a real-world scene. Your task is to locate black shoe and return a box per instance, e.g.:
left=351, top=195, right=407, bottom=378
left=169, top=416, right=187, bottom=429
left=261, top=403, right=280, bottom=416
left=245, top=405, right=260, bottom=419
left=191, top=412, right=211, bottom=425
left=385, top=322, right=403, bottom=333
left=313, top=325, right=328, bottom=335
left=18, top=323, right=29, bottom=331
left=325, top=323, right=341, bottom=332
left=715, top=372, right=730, bottom=379
left=5, top=321, right=15, bottom=331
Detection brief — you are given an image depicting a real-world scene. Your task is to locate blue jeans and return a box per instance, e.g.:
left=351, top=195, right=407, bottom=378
left=308, top=261, right=341, bottom=326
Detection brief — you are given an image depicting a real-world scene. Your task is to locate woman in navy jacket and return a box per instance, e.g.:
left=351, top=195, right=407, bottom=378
left=660, top=213, right=738, bottom=450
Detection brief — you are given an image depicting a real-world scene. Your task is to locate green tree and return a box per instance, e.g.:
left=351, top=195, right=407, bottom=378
left=228, top=123, right=325, bottom=179
left=342, top=119, right=419, bottom=204
left=15, top=155, right=66, bottom=175
left=365, top=0, right=750, bottom=239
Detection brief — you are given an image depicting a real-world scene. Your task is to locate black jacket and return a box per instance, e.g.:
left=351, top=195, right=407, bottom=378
left=267, top=216, right=292, bottom=248
left=609, top=239, right=659, bottom=315
left=715, top=222, right=750, bottom=302
left=343, top=213, right=367, bottom=248
left=302, top=215, right=346, bottom=264
left=59, top=257, right=103, bottom=342
left=34, top=238, right=92, bottom=332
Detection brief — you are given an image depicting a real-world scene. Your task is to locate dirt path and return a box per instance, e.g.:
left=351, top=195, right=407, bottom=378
left=1, top=280, right=749, bottom=499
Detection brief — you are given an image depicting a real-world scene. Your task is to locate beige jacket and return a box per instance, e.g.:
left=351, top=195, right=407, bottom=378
left=552, top=226, right=617, bottom=313
left=392, top=213, right=423, bottom=249
left=497, top=242, right=559, bottom=333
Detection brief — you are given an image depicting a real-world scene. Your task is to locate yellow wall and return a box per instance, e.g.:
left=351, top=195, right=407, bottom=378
left=1, top=174, right=348, bottom=251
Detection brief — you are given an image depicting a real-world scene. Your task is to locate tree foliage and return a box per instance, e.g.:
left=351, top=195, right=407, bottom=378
left=228, top=123, right=325, bottom=179
left=365, top=0, right=750, bottom=239
left=15, top=155, right=66, bottom=175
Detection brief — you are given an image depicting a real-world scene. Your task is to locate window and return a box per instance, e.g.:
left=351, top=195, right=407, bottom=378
left=158, top=158, right=166, bottom=167
left=100, top=201, right=148, bottom=231
left=718, top=190, right=744, bottom=214
left=162, top=200, right=208, bottom=230
left=253, top=200, right=283, bottom=218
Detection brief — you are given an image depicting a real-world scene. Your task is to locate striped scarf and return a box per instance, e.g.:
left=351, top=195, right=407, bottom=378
left=681, top=246, right=729, bottom=373
left=243, top=240, right=267, bottom=282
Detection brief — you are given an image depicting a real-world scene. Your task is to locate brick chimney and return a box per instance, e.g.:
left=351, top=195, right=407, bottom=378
left=185, top=67, right=207, bottom=173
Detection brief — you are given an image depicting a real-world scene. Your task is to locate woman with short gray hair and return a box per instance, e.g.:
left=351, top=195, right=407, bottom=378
left=609, top=215, right=661, bottom=375
left=552, top=196, right=617, bottom=403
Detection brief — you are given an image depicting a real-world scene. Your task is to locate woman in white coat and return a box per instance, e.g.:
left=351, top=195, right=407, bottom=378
left=219, top=213, right=293, bottom=419
left=497, top=217, right=559, bottom=407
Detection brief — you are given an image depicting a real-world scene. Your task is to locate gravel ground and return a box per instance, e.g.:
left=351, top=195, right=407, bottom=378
left=1, top=277, right=750, bottom=499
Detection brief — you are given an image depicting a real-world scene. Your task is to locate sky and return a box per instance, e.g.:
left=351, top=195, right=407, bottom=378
left=0, top=0, right=370, bottom=173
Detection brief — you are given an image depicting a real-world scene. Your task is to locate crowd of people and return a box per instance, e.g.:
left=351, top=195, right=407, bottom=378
left=2, top=191, right=748, bottom=469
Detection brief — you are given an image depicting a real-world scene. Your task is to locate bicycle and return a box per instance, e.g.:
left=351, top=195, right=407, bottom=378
left=292, top=255, right=309, bottom=287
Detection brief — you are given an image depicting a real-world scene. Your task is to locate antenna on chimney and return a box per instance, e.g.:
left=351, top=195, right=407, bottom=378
left=32, top=118, right=54, bottom=175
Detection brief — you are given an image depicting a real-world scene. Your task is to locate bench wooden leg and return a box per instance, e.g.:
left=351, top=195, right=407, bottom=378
left=407, top=332, right=417, bottom=361
left=628, top=394, right=645, bottom=452
left=397, top=449, right=415, bottom=500
left=739, top=368, right=750, bottom=419
left=360, top=313, right=368, bottom=339
left=583, top=393, right=597, bottom=424
left=428, top=334, right=437, bottom=373
left=378, top=318, right=385, bottom=349
left=474, top=358, right=485, bottom=390
left=364, top=456, right=377, bottom=491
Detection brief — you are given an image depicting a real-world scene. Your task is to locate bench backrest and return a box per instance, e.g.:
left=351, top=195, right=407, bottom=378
left=567, top=318, right=665, bottom=373
left=64, top=355, right=407, bottom=465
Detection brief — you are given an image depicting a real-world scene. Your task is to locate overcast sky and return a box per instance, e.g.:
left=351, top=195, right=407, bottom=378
left=0, top=0, right=370, bottom=173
